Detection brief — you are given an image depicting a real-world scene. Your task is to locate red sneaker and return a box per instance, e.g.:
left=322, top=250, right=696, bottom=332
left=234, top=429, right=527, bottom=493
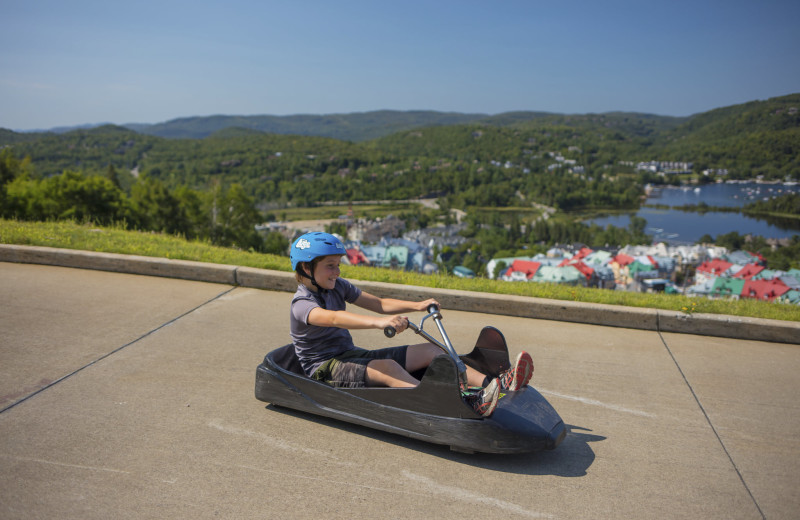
left=498, top=351, right=533, bottom=391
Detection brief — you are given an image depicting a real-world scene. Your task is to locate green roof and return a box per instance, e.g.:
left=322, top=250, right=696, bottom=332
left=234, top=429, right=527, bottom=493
left=628, top=260, right=654, bottom=274
left=532, top=265, right=583, bottom=284
left=711, top=277, right=745, bottom=297
left=381, top=246, right=408, bottom=267
left=585, top=250, right=612, bottom=265
left=753, top=269, right=779, bottom=280
left=453, top=265, right=475, bottom=278
left=778, top=290, right=800, bottom=304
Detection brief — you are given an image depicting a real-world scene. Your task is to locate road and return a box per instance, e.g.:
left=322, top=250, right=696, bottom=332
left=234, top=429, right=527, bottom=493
left=1, top=261, right=798, bottom=519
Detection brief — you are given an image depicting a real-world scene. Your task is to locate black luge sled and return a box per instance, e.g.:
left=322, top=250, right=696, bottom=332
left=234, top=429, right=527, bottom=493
left=255, top=307, right=566, bottom=454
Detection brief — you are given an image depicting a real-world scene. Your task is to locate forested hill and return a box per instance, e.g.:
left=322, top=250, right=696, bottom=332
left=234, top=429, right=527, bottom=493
left=123, top=109, right=690, bottom=142
left=649, top=94, right=800, bottom=177
left=1, top=94, right=797, bottom=211
left=125, top=110, right=491, bottom=141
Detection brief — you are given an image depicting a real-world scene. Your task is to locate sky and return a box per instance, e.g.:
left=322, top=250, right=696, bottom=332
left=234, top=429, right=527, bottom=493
left=2, top=0, right=799, bottom=131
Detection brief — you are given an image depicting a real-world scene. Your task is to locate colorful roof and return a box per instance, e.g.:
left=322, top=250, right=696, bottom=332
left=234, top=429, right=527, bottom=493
left=453, top=265, right=475, bottom=278
left=777, top=290, right=800, bottom=304
left=628, top=260, right=655, bottom=275
left=711, top=277, right=745, bottom=298
left=726, top=250, right=759, bottom=266
left=532, top=265, right=584, bottom=284
left=506, top=259, right=542, bottom=280
left=573, top=247, right=594, bottom=261
left=345, top=248, right=369, bottom=265
left=570, top=260, right=595, bottom=281
left=733, top=263, right=765, bottom=280
left=741, top=279, right=790, bottom=301
left=382, top=246, right=408, bottom=268
left=584, top=250, right=612, bottom=266
left=612, top=253, right=635, bottom=267
left=696, top=258, right=733, bottom=276
left=687, top=279, right=715, bottom=295
left=779, top=274, right=800, bottom=290
left=753, top=269, right=782, bottom=281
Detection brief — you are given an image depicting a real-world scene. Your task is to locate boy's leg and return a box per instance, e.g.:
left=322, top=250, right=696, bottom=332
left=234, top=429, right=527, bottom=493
left=465, top=365, right=490, bottom=387
left=406, top=342, right=492, bottom=388
left=365, top=358, right=419, bottom=387
left=404, top=342, right=440, bottom=372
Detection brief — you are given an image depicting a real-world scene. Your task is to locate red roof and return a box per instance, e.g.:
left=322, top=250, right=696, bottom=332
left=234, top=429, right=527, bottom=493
left=573, top=247, right=593, bottom=261
left=559, top=249, right=594, bottom=267
left=696, top=258, right=733, bottom=276
left=570, top=260, right=595, bottom=281
left=345, top=248, right=368, bottom=265
left=506, top=259, right=541, bottom=279
left=613, top=253, right=635, bottom=266
left=741, top=279, right=789, bottom=301
left=733, top=263, right=765, bottom=280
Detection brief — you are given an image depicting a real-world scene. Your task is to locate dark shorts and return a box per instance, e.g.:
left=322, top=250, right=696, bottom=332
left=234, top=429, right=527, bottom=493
left=311, top=345, right=408, bottom=388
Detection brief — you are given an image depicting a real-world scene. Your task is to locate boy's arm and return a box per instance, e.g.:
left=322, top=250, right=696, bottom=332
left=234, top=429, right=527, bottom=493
left=307, top=306, right=406, bottom=331
left=353, top=291, right=438, bottom=315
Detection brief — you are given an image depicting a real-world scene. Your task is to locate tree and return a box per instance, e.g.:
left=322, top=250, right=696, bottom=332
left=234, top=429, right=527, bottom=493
left=207, top=183, right=264, bottom=250
left=129, top=175, right=190, bottom=235
left=628, top=216, right=647, bottom=239
left=105, top=164, right=122, bottom=189
left=262, top=231, right=289, bottom=256
left=715, top=231, right=746, bottom=251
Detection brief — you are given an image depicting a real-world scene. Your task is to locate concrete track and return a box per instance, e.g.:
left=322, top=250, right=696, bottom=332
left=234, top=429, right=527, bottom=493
left=1, top=262, right=798, bottom=519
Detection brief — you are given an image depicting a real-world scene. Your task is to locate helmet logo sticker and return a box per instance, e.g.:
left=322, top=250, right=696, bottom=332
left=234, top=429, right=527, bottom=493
left=296, top=239, right=311, bottom=250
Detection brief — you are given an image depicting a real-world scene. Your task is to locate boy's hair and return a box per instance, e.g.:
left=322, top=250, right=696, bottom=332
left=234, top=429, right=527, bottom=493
left=294, top=256, right=323, bottom=284
left=294, top=264, right=307, bottom=284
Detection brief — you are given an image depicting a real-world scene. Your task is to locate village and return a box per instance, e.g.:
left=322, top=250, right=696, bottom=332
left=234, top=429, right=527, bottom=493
left=260, top=211, right=800, bottom=306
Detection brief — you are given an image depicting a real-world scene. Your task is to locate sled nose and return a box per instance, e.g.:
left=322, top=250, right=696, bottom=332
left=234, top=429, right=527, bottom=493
left=547, top=421, right=567, bottom=450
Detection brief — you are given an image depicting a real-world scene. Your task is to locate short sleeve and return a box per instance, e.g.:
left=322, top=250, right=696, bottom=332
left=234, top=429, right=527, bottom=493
left=291, top=296, right=318, bottom=325
left=337, top=278, right=362, bottom=303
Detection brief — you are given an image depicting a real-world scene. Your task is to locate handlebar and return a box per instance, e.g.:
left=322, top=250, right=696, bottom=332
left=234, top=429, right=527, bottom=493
left=380, top=303, right=466, bottom=384
left=384, top=304, right=440, bottom=338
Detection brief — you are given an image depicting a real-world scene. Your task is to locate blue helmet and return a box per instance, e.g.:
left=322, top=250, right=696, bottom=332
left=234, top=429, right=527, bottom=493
left=290, top=232, right=345, bottom=271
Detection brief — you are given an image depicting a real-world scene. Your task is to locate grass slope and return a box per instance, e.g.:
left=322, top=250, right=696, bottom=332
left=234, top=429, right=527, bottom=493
left=2, top=219, right=797, bottom=322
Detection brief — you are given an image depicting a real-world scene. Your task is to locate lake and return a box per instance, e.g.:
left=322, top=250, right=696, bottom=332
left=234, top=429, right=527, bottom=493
left=586, top=182, right=800, bottom=244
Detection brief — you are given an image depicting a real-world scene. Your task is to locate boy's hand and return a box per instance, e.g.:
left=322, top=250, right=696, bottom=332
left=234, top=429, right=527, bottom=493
left=418, top=298, right=439, bottom=312
left=382, top=315, right=409, bottom=333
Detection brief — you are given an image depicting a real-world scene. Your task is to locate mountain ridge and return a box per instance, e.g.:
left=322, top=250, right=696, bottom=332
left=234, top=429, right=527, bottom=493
left=12, top=94, right=797, bottom=144
left=2, top=94, right=796, bottom=186
left=16, top=108, right=682, bottom=142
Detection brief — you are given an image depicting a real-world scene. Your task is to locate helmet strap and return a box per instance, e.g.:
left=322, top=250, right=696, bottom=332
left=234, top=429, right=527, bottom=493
left=297, top=262, right=328, bottom=294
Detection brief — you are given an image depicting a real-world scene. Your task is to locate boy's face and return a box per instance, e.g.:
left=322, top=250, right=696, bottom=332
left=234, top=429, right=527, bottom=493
left=312, top=255, right=342, bottom=290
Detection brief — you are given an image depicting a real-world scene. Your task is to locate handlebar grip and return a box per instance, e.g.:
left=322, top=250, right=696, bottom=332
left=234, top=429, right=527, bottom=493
left=384, top=326, right=396, bottom=338
left=426, top=303, right=439, bottom=314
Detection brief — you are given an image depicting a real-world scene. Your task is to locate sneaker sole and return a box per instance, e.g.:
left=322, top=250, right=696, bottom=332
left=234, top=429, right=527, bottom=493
left=508, top=352, right=534, bottom=391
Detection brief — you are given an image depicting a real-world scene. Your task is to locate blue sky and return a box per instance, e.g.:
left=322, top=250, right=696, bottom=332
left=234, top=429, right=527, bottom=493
left=2, top=0, right=798, bottom=130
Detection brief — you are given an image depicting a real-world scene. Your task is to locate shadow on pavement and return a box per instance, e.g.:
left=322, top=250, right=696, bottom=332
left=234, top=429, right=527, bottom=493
left=263, top=404, right=604, bottom=477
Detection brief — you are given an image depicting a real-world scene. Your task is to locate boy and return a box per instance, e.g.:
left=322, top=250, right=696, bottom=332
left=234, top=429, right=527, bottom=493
left=289, top=232, right=533, bottom=417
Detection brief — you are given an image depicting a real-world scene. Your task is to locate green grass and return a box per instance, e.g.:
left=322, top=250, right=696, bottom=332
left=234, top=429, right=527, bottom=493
left=270, top=202, right=433, bottom=221
left=2, top=219, right=799, bottom=322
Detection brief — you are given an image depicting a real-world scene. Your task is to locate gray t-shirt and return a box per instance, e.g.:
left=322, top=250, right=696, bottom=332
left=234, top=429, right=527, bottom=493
left=290, top=279, right=363, bottom=376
